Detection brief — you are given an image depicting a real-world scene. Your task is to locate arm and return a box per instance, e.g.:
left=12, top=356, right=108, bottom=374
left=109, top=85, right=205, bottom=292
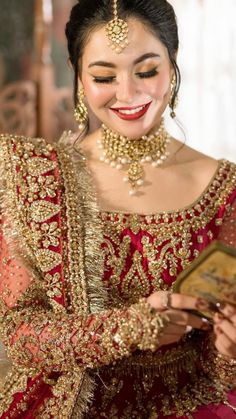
left=218, top=198, right=236, bottom=247
left=0, top=230, right=167, bottom=374
left=201, top=197, right=236, bottom=382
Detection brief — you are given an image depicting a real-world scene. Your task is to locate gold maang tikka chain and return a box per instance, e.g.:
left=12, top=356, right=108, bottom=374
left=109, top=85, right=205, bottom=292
left=98, top=119, right=171, bottom=196
left=105, top=0, right=129, bottom=54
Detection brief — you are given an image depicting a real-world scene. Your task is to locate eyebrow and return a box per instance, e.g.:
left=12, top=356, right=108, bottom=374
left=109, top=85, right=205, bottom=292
left=88, top=53, right=161, bottom=69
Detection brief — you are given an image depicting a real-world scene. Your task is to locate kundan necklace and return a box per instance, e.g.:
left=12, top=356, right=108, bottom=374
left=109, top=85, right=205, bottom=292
left=97, top=118, right=171, bottom=196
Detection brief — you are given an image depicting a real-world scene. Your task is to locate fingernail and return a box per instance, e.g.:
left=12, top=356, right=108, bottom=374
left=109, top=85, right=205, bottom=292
left=196, top=299, right=226, bottom=314
left=196, top=299, right=210, bottom=310
left=200, top=317, right=211, bottom=330
left=216, top=326, right=223, bottom=334
left=215, top=313, right=225, bottom=323
left=185, top=325, right=193, bottom=334
left=215, top=301, right=226, bottom=311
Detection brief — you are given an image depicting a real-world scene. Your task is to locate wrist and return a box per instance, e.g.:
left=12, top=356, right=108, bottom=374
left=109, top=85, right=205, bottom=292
left=130, top=298, right=169, bottom=352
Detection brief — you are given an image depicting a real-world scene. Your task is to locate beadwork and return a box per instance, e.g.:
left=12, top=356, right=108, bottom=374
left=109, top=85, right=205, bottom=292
left=105, top=0, right=129, bottom=54
left=98, top=119, right=171, bottom=195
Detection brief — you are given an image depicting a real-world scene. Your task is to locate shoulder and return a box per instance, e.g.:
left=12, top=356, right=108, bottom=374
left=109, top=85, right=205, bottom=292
left=172, top=141, right=218, bottom=185
left=0, top=133, right=57, bottom=163
left=171, top=141, right=236, bottom=199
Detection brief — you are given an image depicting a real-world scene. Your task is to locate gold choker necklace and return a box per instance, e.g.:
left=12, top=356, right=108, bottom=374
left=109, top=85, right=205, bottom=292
left=98, top=119, right=171, bottom=196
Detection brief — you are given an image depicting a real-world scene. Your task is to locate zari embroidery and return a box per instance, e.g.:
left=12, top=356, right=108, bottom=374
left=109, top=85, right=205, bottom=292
left=100, top=160, right=236, bottom=308
left=0, top=135, right=236, bottom=419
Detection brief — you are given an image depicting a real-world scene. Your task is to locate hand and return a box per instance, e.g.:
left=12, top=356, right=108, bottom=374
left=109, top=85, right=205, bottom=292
left=146, top=291, right=211, bottom=347
left=213, top=302, right=236, bottom=359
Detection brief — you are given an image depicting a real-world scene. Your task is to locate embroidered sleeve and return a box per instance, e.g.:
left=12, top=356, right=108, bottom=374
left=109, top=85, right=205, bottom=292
left=218, top=198, right=236, bottom=247
left=0, top=231, right=168, bottom=373
left=200, top=336, right=236, bottom=387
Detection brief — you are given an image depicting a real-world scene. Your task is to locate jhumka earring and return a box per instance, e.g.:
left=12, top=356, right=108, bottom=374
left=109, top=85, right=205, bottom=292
left=74, top=87, right=89, bottom=130
left=105, top=0, right=129, bottom=54
left=169, top=75, right=178, bottom=119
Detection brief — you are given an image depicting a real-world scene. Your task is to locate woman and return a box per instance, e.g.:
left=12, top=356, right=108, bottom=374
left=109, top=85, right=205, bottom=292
left=0, top=0, right=236, bottom=418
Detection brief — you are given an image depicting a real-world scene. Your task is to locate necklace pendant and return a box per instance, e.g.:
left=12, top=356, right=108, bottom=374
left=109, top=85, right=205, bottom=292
left=128, top=162, right=144, bottom=187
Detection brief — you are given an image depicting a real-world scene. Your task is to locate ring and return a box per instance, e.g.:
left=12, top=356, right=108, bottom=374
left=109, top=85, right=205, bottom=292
left=161, top=291, right=172, bottom=310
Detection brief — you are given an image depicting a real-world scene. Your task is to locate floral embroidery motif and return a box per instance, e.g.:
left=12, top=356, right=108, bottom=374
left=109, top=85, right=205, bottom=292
left=0, top=136, right=236, bottom=419
left=35, top=249, right=62, bottom=272
left=29, top=200, right=60, bottom=223
left=27, top=157, right=56, bottom=176
left=100, top=160, right=236, bottom=308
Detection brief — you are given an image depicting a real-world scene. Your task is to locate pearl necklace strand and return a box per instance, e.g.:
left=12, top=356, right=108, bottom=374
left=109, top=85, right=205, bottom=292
left=97, top=118, right=171, bottom=196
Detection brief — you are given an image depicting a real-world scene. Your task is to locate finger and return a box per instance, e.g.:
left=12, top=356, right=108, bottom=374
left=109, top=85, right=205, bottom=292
left=169, top=293, right=199, bottom=311
left=166, top=309, right=211, bottom=331
left=214, top=329, right=236, bottom=358
left=164, top=323, right=187, bottom=335
left=218, top=303, right=236, bottom=322
left=149, top=292, right=199, bottom=312
left=159, top=334, right=183, bottom=346
left=214, top=319, right=236, bottom=343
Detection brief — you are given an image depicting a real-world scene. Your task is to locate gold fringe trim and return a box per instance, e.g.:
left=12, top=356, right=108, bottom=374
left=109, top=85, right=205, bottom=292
left=38, top=132, right=108, bottom=418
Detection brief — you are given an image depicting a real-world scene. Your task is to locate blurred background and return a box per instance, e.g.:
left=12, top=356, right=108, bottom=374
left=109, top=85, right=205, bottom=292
left=0, top=0, right=235, bottom=161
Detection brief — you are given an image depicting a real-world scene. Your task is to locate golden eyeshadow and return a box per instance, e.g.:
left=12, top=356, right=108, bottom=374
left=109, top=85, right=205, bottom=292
left=90, top=72, right=115, bottom=77
left=136, top=65, right=158, bottom=73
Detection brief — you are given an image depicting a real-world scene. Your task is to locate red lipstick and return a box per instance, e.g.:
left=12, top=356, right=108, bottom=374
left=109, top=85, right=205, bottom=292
left=110, top=102, right=151, bottom=121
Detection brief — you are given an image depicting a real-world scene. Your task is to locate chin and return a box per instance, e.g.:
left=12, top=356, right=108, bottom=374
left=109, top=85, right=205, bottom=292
left=106, top=118, right=155, bottom=139
left=101, top=106, right=163, bottom=138
left=116, top=126, right=151, bottom=139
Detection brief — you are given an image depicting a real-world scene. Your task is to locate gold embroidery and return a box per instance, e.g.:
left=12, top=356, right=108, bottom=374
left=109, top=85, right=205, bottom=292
left=0, top=135, right=62, bottom=280
left=27, top=157, right=56, bottom=176
left=31, top=221, right=61, bottom=249
left=35, top=249, right=62, bottom=272
left=1, top=136, right=236, bottom=419
left=30, top=200, right=60, bottom=223
left=100, top=160, right=236, bottom=308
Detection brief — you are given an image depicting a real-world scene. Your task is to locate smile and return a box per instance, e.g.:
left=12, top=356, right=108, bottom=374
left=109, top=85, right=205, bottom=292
left=110, top=102, right=152, bottom=121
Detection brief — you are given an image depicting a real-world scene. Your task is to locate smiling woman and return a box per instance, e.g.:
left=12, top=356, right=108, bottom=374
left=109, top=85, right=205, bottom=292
left=82, top=25, right=170, bottom=140
left=0, top=1, right=236, bottom=418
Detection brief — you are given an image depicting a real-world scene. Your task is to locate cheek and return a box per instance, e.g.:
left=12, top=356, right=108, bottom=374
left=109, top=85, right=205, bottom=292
left=83, top=80, right=112, bottom=109
left=147, top=72, right=170, bottom=100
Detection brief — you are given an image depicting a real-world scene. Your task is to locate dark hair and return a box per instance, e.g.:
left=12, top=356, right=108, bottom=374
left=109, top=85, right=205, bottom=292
left=65, top=0, right=180, bottom=111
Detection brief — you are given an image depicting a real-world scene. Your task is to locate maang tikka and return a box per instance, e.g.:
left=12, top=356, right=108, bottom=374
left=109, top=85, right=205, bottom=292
left=105, top=0, right=129, bottom=54
left=74, top=87, right=89, bottom=130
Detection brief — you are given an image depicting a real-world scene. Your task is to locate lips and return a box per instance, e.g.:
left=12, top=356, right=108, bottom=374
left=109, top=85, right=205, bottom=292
left=110, top=102, right=151, bottom=121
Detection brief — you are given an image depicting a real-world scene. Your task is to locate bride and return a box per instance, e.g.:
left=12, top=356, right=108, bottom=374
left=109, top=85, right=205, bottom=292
left=0, top=0, right=236, bottom=417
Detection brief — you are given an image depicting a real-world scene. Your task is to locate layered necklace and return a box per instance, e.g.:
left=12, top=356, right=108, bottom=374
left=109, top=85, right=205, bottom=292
left=97, top=119, right=171, bottom=196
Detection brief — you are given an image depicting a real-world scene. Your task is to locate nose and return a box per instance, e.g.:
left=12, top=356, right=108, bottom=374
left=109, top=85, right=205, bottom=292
left=116, top=76, right=137, bottom=104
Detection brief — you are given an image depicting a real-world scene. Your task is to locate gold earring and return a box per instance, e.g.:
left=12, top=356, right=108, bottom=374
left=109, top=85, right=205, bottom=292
left=74, top=87, right=88, bottom=129
left=169, top=76, right=178, bottom=119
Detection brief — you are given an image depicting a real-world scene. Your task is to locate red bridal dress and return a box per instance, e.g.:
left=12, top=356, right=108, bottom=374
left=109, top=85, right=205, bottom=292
left=0, top=134, right=236, bottom=418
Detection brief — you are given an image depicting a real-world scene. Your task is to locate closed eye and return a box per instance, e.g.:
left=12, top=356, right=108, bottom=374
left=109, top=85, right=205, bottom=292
left=136, top=68, right=158, bottom=79
left=93, top=76, right=116, bottom=84
left=92, top=67, right=158, bottom=84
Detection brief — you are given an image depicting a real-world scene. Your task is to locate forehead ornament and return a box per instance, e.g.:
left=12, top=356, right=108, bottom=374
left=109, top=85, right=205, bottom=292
left=105, top=0, right=129, bottom=53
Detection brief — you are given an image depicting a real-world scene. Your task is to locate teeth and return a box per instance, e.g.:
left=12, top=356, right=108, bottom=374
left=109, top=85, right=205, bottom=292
left=116, top=105, right=146, bottom=115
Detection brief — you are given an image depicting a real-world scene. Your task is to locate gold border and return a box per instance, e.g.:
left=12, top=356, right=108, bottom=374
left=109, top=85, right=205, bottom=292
left=173, top=240, right=236, bottom=292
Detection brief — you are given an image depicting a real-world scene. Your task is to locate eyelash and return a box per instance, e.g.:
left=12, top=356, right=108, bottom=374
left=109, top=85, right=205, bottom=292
left=93, top=68, right=158, bottom=84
